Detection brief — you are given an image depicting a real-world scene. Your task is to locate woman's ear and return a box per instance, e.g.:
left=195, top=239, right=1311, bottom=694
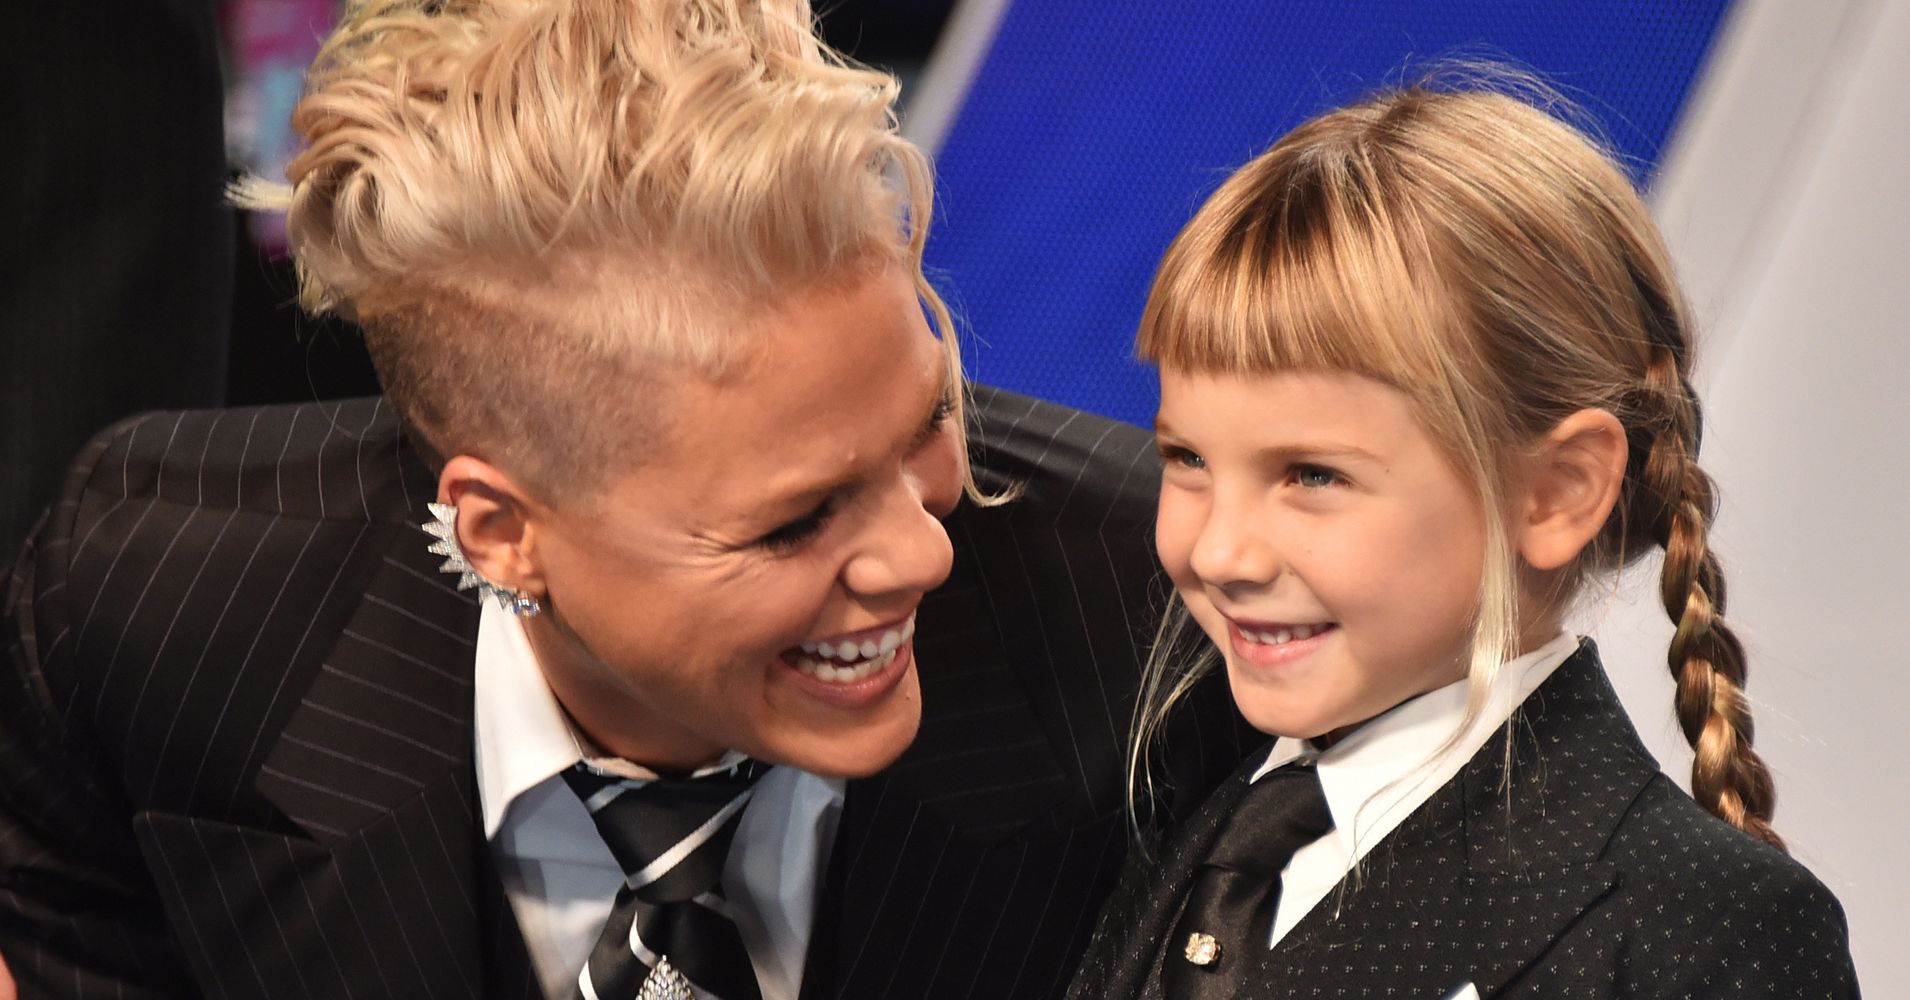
left=436, top=456, right=548, bottom=598
left=1516, top=408, right=1628, bottom=571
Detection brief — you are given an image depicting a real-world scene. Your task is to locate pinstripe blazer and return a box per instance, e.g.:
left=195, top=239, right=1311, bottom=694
left=0, top=386, right=1255, bottom=1000
left=1066, top=642, right=1860, bottom=1000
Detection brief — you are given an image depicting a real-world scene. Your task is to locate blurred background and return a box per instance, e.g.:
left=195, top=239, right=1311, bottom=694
left=0, top=0, right=960, bottom=555
left=3, top=0, right=1904, bottom=991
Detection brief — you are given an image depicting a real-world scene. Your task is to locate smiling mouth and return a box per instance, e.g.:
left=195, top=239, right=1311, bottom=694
left=1233, top=621, right=1337, bottom=647
left=783, top=614, right=917, bottom=685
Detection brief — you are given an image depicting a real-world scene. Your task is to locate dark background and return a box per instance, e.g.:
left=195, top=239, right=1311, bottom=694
left=0, top=0, right=956, bottom=556
left=223, top=0, right=960, bottom=411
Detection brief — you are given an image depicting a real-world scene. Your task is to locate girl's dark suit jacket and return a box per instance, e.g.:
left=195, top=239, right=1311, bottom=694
left=0, top=386, right=1255, bottom=999
left=1067, top=642, right=1860, bottom=1000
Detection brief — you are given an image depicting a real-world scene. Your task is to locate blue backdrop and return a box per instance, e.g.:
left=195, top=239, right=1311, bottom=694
left=925, top=0, right=1734, bottom=427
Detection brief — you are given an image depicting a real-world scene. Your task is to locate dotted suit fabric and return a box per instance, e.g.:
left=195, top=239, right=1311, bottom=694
left=1067, top=640, right=1860, bottom=999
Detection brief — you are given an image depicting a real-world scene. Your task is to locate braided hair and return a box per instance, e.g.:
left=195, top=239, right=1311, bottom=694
left=1130, top=73, right=1784, bottom=849
left=1608, top=266, right=1781, bottom=848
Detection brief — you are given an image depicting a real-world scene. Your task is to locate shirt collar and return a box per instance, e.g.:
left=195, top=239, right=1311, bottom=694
left=1251, top=631, right=1582, bottom=860
left=472, top=603, right=763, bottom=840
left=473, top=601, right=586, bottom=840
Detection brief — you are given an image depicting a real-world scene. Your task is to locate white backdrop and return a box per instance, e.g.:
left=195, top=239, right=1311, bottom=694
left=1592, top=0, right=1909, bottom=992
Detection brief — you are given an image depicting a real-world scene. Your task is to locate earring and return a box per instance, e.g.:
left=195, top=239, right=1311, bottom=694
left=422, top=502, right=544, bottom=616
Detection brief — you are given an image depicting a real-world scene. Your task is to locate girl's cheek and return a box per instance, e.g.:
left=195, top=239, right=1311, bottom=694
left=1154, top=500, right=1204, bottom=580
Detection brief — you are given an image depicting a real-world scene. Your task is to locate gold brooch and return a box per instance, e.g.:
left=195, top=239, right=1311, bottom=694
left=1184, top=931, right=1221, bottom=967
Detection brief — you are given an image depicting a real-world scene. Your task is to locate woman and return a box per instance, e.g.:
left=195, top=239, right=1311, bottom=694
left=0, top=2, right=1249, bottom=997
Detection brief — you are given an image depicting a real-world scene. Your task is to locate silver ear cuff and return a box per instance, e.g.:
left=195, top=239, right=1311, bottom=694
left=422, top=502, right=544, bottom=616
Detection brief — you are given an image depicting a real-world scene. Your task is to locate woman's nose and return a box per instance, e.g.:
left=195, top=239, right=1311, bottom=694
left=841, top=431, right=962, bottom=598
left=841, top=486, right=956, bottom=599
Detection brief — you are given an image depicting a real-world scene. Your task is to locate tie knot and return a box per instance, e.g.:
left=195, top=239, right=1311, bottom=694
left=1205, top=763, right=1333, bottom=875
left=562, top=757, right=766, bottom=904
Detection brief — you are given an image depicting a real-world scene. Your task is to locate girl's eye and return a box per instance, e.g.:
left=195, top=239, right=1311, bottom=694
left=1293, top=464, right=1340, bottom=489
left=757, top=499, right=837, bottom=552
left=1159, top=444, right=1205, bottom=470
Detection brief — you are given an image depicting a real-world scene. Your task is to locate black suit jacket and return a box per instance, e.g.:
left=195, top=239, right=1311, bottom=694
left=1, top=0, right=233, bottom=555
left=1067, top=642, right=1860, bottom=1000
left=0, top=387, right=1253, bottom=999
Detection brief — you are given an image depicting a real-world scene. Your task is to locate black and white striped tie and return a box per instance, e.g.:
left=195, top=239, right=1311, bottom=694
left=562, top=756, right=767, bottom=1000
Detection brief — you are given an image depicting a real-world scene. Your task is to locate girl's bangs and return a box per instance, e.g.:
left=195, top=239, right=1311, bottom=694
left=1137, top=152, right=1454, bottom=394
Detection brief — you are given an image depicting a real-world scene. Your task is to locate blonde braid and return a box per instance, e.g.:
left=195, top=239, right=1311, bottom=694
left=1635, top=345, right=1783, bottom=851
left=1128, top=81, right=1795, bottom=852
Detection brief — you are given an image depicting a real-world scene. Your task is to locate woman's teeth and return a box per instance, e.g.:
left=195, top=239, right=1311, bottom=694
left=792, top=616, right=915, bottom=684
left=1240, top=623, right=1330, bottom=646
left=794, top=648, right=899, bottom=684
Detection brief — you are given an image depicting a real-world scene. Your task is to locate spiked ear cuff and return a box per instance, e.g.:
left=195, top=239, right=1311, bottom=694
left=422, top=502, right=544, bottom=616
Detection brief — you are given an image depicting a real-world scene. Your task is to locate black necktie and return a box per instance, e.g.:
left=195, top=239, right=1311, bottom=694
left=1159, top=762, right=1334, bottom=1000
left=562, top=756, right=768, bottom=1000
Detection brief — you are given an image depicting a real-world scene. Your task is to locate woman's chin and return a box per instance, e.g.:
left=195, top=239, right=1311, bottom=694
left=758, top=659, right=923, bottom=778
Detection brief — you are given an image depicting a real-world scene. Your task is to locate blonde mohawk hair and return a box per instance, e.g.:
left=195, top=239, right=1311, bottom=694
left=266, top=0, right=958, bottom=497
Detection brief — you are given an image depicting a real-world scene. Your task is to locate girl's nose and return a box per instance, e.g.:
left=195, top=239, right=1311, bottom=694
left=1188, top=499, right=1279, bottom=589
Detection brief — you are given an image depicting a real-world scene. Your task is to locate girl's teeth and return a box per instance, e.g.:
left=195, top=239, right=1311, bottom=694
left=1244, top=624, right=1328, bottom=646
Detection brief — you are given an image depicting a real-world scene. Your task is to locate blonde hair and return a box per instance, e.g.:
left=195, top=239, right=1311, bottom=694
left=1130, top=78, right=1783, bottom=850
left=264, top=0, right=962, bottom=499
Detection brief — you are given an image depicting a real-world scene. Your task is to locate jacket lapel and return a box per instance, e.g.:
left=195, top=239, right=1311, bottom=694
left=1064, top=755, right=1262, bottom=1000
left=1074, top=644, right=1658, bottom=1000
left=251, top=516, right=479, bottom=843
left=135, top=491, right=539, bottom=998
left=1247, top=642, right=1652, bottom=999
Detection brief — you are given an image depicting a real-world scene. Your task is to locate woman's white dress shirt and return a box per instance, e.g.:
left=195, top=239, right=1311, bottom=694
left=472, top=602, right=846, bottom=1000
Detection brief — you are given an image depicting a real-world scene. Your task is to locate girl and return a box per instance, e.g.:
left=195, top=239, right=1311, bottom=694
left=1069, top=82, right=1859, bottom=999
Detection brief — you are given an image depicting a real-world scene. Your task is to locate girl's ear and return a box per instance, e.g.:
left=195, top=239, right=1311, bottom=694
left=436, top=456, right=549, bottom=597
left=1516, top=408, right=1628, bottom=571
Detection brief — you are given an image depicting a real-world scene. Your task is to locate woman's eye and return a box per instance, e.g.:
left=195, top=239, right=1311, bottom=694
left=909, top=392, right=956, bottom=450
left=1293, top=465, right=1340, bottom=488
left=1159, top=445, right=1205, bottom=470
left=757, top=500, right=836, bottom=552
